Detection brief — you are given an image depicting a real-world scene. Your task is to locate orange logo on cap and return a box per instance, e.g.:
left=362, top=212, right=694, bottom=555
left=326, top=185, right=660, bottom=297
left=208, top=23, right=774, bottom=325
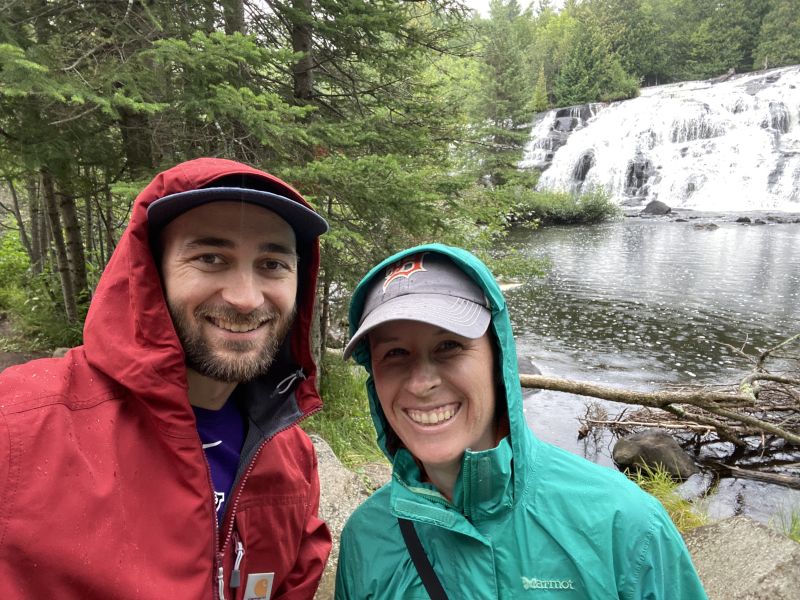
left=383, top=253, right=427, bottom=291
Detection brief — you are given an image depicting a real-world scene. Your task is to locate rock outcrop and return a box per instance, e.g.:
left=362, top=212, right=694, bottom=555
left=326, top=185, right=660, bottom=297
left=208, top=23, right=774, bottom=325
left=684, top=516, right=800, bottom=600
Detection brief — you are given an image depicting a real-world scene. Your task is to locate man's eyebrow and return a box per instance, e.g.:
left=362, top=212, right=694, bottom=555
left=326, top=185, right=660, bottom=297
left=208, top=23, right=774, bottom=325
left=184, top=236, right=234, bottom=250
left=183, top=237, right=297, bottom=256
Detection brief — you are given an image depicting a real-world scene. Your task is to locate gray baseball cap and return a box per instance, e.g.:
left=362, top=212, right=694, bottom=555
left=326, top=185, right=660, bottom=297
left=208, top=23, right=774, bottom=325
left=343, top=252, right=491, bottom=359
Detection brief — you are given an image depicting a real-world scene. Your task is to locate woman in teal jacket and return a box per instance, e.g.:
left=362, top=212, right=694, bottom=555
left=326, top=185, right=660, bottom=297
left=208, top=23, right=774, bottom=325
left=335, top=244, right=707, bottom=599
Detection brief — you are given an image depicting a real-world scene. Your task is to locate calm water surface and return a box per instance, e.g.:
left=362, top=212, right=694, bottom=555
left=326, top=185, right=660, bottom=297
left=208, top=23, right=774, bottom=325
left=506, top=215, right=800, bottom=522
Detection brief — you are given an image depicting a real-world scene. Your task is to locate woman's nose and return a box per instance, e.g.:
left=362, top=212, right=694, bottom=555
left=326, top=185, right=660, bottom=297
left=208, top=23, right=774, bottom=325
left=404, top=358, right=441, bottom=397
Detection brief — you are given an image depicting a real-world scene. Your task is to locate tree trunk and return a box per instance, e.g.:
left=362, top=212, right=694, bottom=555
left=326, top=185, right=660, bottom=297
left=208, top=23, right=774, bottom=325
left=58, top=189, right=88, bottom=301
left=84, top=171, right=94, bottom=265
left=104, top=184, right=116, bottom=263
left=41, top=170, right=78, bottom=323
left=27, top=177, right=45, bottom=275
left=4, top=178, right=33, bottom=259
left=222, top=0, right=246, bottom=34
left=118, top=108, right=153, bottom=180
left=291, top=0, right=314, bottom=102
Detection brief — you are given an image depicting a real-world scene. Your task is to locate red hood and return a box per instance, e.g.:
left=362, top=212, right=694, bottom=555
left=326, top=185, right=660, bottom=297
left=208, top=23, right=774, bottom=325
left=83, top=158, right=322, bottom=432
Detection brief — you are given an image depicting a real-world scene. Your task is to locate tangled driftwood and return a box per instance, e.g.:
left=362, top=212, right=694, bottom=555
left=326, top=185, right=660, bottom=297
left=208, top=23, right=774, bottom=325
left=519, top=334, right=800, bottom=486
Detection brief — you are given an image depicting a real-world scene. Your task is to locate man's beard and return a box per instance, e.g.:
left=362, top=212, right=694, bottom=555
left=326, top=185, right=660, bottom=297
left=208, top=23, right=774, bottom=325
left=169, top=302, right=296, bottom=383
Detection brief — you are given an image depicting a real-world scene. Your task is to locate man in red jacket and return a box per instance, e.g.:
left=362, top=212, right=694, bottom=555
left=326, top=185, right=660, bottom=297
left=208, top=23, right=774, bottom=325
left=0, top=158, right=332, bottom=599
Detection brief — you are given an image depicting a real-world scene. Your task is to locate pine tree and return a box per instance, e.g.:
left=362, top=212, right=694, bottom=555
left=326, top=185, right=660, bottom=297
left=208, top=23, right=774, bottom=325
left=532, top=64, right=550, bottom=113
left=753, top=0, right=800, bottom=69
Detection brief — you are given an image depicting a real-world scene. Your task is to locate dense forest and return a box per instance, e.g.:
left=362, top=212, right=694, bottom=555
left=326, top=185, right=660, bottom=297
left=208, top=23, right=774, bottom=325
left=1, top=0, right=799, bottom=353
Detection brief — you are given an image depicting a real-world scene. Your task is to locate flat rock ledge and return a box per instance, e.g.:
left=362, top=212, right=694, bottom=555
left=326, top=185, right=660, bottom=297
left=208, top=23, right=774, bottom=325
left=312, top=435, right=391, bottom=600
left=313, top=436, right=800, bottom=600
left=684, top=515, right=800, bottom=600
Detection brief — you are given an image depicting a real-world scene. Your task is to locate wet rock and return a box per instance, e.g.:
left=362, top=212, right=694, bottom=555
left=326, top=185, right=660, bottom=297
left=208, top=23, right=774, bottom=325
left=612, top=430, right=698, bottom=479
left=685, top=516, right=800, bottom=600
left=677, top=472, right=715, bottom=501
left=736, top=216, right=752, bottom=223
left=692, top=223, right=719, bottom=230
left=641, top=200, right=672, bottom=215
left=312, top=435, right=390, bottom=600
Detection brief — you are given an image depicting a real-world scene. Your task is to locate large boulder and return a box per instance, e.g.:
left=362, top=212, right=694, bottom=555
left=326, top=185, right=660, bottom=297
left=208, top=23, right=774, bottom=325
left=612, top=430, right=698, bottom=479
left=641, top=199, right=672, bottom=215
left=685, top=516, right=800, bottom=600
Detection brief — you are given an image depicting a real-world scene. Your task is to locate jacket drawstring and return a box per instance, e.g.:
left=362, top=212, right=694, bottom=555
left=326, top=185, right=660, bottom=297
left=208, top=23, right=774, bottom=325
left=276, top=369, right=306, bottom=395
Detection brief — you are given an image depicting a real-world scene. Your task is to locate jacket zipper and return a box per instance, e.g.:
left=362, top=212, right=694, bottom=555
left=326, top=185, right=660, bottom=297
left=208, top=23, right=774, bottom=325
left=231, top=534, right=245, bottom=589
left=216, top=403, right=322, bottom=598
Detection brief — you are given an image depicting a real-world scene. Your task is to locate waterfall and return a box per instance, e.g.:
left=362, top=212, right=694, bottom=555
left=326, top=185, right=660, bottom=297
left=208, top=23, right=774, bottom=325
left=520, top=65, right=800, bottom=211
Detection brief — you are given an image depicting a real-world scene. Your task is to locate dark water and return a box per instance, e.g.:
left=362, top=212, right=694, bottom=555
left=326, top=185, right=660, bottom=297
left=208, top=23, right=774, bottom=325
left=506, top=215, right=800, bottom=524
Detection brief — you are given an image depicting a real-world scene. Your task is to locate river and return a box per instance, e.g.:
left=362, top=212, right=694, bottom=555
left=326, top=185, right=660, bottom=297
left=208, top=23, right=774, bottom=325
left=506, top=212, right=800, bottom=525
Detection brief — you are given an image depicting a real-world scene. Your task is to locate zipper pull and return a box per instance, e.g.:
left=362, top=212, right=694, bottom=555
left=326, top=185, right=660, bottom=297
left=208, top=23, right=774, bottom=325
left=276, top=368, right=306, bottom=394
left=217, top=566, right=226, bottom=600
left=231, top=539, right=245, bottom=588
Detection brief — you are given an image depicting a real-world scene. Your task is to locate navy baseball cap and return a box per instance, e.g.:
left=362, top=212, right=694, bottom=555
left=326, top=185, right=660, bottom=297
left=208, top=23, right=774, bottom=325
left=147, top=175, right=328, bottom=243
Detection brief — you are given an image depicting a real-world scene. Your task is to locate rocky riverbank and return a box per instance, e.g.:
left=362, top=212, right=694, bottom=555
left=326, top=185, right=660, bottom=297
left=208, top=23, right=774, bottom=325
left=311, top=435, right=800, bottom=600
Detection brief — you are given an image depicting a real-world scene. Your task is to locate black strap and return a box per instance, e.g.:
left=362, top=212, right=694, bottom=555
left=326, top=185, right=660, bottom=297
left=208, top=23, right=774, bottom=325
left=398, top=518, right=449, bottom=600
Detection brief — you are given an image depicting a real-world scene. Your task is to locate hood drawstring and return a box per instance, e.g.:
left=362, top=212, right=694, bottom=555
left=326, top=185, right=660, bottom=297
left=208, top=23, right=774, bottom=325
left=275, top=369, right=306, bottom=395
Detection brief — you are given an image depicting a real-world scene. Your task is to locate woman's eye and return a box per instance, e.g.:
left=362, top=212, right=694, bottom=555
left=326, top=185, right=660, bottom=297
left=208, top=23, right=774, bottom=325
left=383, top=348, right=407, bottom=359
left=438, top=340, right=461, bottom=352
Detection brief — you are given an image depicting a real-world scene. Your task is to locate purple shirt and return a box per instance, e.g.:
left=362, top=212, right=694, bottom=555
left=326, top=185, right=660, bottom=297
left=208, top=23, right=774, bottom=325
left=193, top=399, right=245, bottom=522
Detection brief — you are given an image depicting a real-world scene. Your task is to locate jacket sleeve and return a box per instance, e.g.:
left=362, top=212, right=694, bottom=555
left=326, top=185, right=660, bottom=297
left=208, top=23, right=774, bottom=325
left=273, top=446, right=332, bottom=600
left=625, top=505, right=708, bottom=600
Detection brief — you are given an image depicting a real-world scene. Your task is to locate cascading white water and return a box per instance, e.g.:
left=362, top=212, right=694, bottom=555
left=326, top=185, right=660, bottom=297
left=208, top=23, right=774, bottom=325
left=520, top=65, right=800, bottom=211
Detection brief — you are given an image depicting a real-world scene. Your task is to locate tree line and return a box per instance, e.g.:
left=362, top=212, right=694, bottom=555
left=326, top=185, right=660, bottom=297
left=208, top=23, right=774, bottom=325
left=1, top=0, right=798, bottom=355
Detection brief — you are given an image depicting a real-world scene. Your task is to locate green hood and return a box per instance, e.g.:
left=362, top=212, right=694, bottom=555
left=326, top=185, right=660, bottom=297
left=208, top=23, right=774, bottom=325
left=347, top=243, right=532, bottom=494
left=338, top=244, right=708, bottom=600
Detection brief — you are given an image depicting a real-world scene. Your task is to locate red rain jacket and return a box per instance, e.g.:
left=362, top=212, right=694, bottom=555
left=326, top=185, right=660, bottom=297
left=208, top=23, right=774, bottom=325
left=0, top=158, right=331, bottom=599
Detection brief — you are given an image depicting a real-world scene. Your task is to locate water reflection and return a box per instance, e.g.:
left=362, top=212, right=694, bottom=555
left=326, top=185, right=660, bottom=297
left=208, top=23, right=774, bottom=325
left=508, top=217, right=800, bottom=519
left=509, top=219, right=800, bottom=387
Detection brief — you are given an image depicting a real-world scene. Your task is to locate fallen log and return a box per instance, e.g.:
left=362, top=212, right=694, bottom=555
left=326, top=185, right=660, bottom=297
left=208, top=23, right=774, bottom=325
left=718, top=464, right=800, bottom=490
left=518, top=373, right=800, bottom=446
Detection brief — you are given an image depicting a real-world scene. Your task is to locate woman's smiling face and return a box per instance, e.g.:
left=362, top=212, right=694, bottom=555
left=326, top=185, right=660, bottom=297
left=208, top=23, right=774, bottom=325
left=369, top=320, right=497, bottom=481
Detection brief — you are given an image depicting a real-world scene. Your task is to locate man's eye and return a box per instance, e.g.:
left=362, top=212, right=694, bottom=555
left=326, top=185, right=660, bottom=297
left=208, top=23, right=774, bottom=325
left=196, top=254, right=222, bottom=265
left=261, top=259, right=286, bottom=270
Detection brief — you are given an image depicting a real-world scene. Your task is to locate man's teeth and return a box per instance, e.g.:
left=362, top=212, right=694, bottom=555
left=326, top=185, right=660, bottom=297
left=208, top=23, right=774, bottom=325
left=407, top=406, right=457, bottom=425
left=212, top=318, right=264, bottom=333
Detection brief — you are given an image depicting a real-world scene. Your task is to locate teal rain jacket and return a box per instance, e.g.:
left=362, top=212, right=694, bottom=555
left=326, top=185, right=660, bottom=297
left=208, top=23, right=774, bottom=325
left=335, top=244, right=707, bottom=600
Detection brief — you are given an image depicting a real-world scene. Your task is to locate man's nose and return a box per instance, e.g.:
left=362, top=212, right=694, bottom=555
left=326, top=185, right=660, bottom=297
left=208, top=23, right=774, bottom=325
left=405, top=358, right=441, bottom=398
left=220, top=270, right=264, bottom=313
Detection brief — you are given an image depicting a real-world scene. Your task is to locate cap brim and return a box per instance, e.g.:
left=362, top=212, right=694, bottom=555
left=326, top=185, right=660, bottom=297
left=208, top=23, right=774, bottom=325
left=147, top=187, right=328, bottom=242
left=343, top=293, right=491, bottom=359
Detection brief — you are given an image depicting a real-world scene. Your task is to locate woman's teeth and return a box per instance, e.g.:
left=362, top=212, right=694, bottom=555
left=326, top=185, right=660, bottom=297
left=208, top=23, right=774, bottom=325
left=407, top=405, right=458, bottom=425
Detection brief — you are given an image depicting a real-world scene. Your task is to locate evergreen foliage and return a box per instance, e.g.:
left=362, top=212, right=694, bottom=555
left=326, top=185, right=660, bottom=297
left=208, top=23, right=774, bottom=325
left=0, top=0, right=797, bottom=356
left=753, top=0, right=800, bottom=69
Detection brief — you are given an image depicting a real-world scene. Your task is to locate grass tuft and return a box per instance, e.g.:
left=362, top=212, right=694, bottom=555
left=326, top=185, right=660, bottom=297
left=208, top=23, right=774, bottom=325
left=771, top=505, right=800, bottom=543
left=628, top=463, right=707, bottom=533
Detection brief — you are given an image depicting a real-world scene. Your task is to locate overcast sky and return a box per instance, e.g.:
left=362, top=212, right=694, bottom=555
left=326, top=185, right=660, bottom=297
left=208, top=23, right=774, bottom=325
left=463, top=1, right=564, bottom=17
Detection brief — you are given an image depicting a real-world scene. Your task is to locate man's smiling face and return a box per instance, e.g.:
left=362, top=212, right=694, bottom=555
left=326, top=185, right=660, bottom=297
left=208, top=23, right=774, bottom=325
left=159, top=201, right=298, bottom=383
